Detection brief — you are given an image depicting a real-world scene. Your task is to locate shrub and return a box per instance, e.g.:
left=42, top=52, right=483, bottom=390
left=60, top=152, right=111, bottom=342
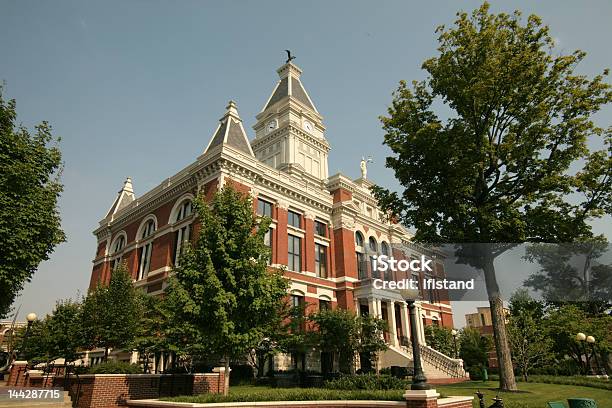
left=324, top=373, right=409, bottom=390
left=468, top=366, right=483, bottom=380
left=88, top=360, right=143, bottom=374
left=229, top=364, right=255, bottom=385
left=518, top=375, right=612, bottom=391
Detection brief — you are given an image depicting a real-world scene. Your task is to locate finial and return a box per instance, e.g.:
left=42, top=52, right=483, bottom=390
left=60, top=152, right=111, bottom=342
left=225, top=100, right=239, bottom=116
left=285, top=50, right=296, bottom=64
left=122, top=177, right=134, bottom=193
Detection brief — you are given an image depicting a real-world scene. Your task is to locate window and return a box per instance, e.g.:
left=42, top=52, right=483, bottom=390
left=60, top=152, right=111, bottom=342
left=368, top=237, right=378, bottom=253
left=381, top=242, right=390, bottom=256
left=257, top=199, right=273, bottom=218
left=176, top=200, right=193, bottom=222
left=288, top=210, right=301, bottom=228
left=288, top=235, right=302, bottom=271
left=355, top=231, right=364, bottom=248
left=138, top=219, right=156, bottom=280
left=315, top=244, right=327, bottom=278
left=173, top=224, right=191, bottom=266
left=314, top=221, right=327, bottom=237
left=264, top=228, right=273, bottom=265
left=357, top=252, right=367, bottom=279
left=319, top=299, right=331, bottom=311
left=111, top=235, right=126, bottom=270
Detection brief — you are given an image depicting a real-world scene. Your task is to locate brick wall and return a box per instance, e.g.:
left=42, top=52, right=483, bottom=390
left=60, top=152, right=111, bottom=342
left=9, top=368, right=225, bottom=408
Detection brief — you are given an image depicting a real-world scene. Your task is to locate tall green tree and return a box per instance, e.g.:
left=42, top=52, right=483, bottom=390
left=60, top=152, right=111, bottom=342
left=424, top=324, right=455, bottom=357
left=459, top=327, right=491, bottom=371
left=372, top=3, right=611, bottom=390
left=164, top=186, right=288, bottom=394
left=507, top=290, right=552, bottom=381
left=44, top=299, right=83, bottom=364
left=81, top=264, right=144, bottom=361
left=0, top=87, right=65, bottom=318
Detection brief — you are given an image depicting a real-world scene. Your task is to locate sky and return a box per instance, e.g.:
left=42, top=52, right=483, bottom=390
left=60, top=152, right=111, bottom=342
left=2, top=0, right=611, bottom=326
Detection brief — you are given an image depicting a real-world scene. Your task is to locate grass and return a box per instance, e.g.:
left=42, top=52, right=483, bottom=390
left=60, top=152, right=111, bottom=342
left=164, top=382, right=612, bottom=407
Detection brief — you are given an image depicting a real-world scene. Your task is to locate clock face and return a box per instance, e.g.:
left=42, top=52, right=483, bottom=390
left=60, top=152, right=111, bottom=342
left=303, top=120, right=313, bottom=133
left=266, top=120, right=277, bottom=133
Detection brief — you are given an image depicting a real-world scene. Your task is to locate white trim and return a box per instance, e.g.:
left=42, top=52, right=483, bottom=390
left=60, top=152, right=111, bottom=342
left=109, top=231, right=128, bottom=255
left=136, top=214, right=158, bottom=240
left=170, top=193, right=195, bottom=224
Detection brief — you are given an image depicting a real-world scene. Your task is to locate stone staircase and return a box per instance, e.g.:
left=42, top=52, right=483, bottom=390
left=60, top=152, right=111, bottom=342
left=380, top=343, right=467, bottom=381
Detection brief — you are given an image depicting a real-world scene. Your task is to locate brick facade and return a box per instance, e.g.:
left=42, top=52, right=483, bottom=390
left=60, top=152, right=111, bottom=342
left=88, top=60, right=459, bottom=375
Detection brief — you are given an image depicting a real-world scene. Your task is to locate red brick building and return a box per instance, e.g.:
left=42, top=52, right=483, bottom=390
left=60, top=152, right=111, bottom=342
left=88, top=61, right=464, bottom=378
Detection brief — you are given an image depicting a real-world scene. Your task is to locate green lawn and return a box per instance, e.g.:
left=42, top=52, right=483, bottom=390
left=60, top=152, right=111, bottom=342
left=165, top=382, right=611, bottom=408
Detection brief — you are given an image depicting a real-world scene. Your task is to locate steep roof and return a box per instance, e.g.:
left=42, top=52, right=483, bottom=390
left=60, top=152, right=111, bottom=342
left=105, top=177, right=135, bottom=220
left=261, top=62, right=319, bottom=114
left=204, top=101, right=254, bottom=156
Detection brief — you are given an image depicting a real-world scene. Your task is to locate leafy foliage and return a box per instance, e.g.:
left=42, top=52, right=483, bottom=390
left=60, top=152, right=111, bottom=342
left=458, top=327, right=491, bottom=370
left=88, top=360, right=143, bottom=374
left=81, top=264, right=144, bottom=360
left=164, top=185, right=289, bottom=388
left=372, top=2, right=612, bottom=390
left=0, top=87, right=65, bottom=318
left=309, top=309, right=387, bottom=374
left=424, top=324, right=456, bottom=357
left=324, top=374, right=408, bottom=390
left=507, top=290, right=553, bottom=381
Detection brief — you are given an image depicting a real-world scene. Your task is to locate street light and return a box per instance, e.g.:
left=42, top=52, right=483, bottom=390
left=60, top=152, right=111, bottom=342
left=17, top=313, right=37, bottom=361
left=451, top=329, right=459, bottom=359
left=398, top=287, right=429, bottom=390
left=586, top=336, right=602, bottom=376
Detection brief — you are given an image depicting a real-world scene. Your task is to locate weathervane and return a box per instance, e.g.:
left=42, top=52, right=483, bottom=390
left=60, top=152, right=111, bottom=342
left=360, top=156, right=374, bottom=179
left=285, top=50, right=296, bottom=64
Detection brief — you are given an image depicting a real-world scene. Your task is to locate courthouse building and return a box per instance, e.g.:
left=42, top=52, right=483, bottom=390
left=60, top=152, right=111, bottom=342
left=89, top=60, right=464, bottom=379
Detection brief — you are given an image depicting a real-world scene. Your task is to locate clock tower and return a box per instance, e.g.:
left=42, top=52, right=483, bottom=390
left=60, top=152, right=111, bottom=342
left=252, top=61, right=330, bottom=181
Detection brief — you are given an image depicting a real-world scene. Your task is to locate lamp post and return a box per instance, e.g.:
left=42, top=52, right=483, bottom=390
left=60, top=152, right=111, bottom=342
left=17, top=313, right=37, bottom=361
left=451, top=329, right=459, bottom=359
left=398, top=287, right=429, bottom=390
left=586, top=336, right=601, bottom=376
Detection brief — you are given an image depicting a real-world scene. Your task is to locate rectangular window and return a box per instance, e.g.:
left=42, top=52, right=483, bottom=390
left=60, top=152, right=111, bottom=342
left=264, top=228, right=273, bottom=265
left=357, top=252, right=367, bottom=279
left=288, top=210, right=301, bottom=228
left=315, top=244, right=327, bottom=278
left=288, top=235, right=302, bottom=272
left=319, top=299, right=331, bottom=311
left=314, top=221, right=327, bottom=237
left=257, top=199, right=273, bottom=218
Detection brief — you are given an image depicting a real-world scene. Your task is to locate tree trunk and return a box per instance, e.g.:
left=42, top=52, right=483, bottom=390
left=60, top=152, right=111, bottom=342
left=223, top=356, right=230, bottom=396
left=482, top=253, right=518, bottom=391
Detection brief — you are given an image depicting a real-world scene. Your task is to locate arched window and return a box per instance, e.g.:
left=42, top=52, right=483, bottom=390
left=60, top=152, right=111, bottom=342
left=355, top=231, right=364, bottom=248
left=110, top=233, right=126, bottom=270
left=381, top=242, right=390, bottom=257
left=368, top=237, right=378, bottom=253
left=138, top=218, right=156, bottom=280
left=175, top=200, right=193, bottom=222
left=173, top=200, right=193, bottom=266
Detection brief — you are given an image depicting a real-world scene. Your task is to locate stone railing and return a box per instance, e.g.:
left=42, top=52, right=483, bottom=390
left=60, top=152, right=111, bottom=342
left=401, top=342, right=466, bottom=378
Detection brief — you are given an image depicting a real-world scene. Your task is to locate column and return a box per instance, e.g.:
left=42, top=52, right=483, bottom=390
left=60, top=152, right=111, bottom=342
left=416, top=303, right=426, bottom=345
left=400, top=302, right=409, bottom=343
left=367, top=297, right=375, bottom=316
left=374, top=298, right=382, bottom=318
left=388, top=300, right=398, bottom=346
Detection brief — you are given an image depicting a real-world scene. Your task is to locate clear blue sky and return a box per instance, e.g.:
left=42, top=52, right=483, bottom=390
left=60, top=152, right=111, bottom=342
left=2, top=1, right=611, bottom=324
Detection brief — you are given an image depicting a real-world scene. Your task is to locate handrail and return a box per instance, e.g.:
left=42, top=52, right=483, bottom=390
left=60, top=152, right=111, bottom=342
left=401, top=342, right=466, bottom=378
